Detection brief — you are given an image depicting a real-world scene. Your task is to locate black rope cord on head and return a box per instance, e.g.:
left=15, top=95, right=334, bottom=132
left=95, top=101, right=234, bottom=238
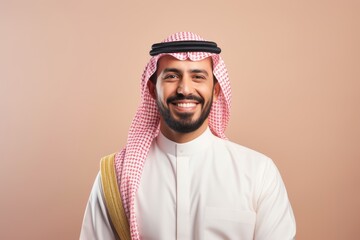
left=149, top=41, right=221, bottom=56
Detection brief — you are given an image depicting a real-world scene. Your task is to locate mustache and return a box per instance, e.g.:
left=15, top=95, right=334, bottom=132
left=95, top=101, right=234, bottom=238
left=166, top=94, right=204, bottom=104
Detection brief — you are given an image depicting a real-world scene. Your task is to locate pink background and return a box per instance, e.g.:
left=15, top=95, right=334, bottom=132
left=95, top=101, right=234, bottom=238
left=1, top=0, right=359, bottom=239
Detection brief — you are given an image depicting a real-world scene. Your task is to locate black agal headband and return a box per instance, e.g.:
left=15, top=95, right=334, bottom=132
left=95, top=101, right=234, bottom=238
left=149, top=40, right=221, bottom=56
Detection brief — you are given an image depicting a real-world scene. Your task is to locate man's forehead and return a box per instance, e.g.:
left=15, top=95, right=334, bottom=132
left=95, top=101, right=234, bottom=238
left=157, top=55, right=213, bottom=71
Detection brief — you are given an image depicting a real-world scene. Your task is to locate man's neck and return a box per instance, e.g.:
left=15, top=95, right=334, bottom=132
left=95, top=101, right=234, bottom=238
left=159, top=121, right=209, bottom=143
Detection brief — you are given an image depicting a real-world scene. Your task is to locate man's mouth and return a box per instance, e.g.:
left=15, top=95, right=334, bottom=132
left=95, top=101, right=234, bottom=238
left=174, top=102, right=197, bottom=108
left=171, top=101, right=199, bottom=113
left=167, top=95, right=203, bottom=105
left=166, top=95, right=203, bottom=113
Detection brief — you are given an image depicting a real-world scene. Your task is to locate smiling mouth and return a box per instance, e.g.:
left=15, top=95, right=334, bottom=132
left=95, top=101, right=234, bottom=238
left=170, top=101, right=199, bottom=113
left=175, top=102, right=197, bottom=108
left=167, top=95, right=203, bottom=112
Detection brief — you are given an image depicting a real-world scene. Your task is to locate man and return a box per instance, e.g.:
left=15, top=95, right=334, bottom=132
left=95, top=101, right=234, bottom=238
left=80, top=32, right=296, bottom=240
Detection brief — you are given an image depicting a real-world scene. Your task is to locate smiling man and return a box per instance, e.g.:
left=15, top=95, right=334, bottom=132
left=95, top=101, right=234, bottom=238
left=149, top=55, right=219, bottom=142
left=80, top=32, right=296, bottom=240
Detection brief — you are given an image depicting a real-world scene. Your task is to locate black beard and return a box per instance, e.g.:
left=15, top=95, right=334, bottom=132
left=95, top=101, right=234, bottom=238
left=156, top=93, right=213, bottom=133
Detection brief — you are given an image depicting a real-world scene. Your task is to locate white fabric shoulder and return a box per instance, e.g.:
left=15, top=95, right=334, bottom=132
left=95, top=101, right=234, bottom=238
left=213, top=137, right=297, bottom=239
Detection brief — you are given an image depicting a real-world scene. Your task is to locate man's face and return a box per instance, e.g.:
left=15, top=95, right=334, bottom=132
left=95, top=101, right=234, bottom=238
left=149, top=55, right=219, bottom=134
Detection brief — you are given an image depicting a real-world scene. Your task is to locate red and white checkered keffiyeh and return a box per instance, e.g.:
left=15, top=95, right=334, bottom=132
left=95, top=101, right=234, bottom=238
left=114, top=32, right=231, bottom=239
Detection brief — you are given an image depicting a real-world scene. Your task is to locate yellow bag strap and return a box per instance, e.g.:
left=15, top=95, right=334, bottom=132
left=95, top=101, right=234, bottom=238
left=100, top=153, right=131, bottom=240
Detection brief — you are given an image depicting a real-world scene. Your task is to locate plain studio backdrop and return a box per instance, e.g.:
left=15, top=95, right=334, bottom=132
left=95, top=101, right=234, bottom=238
left=1, top=0, right=359, bottom=239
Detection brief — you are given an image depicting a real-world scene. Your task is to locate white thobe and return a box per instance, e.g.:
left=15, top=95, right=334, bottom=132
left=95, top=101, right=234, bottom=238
left=80, top=128, right=296, bottom=240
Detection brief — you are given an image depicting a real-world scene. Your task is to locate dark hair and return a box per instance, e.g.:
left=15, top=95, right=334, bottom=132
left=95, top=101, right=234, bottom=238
left=149, top=72, right=157, bottom=84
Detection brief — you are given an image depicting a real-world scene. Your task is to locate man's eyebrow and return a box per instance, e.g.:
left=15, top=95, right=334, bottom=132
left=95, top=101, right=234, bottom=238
left=162, top=68, right=210, bottom=76
left=189, top=69, right=209, bottom=76
left=162, top=68, right=182, bottom=74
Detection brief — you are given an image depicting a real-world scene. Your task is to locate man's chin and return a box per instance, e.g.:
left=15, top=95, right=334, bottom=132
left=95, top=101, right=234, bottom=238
left=173, top=113, right=196, bottom=121
left=165, top=116, right=205, bottom=133
left=170, top=107, right=197, bottom=117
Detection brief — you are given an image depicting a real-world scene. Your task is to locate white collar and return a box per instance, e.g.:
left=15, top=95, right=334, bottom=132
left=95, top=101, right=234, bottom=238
left=156, top=128, right=214, bottom=156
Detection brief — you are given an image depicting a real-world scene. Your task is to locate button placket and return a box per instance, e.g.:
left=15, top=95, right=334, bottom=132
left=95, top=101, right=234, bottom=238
left=176, top=146, right=191, bottom=240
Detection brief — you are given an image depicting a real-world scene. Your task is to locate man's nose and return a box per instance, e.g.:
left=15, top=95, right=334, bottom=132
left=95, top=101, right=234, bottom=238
left=176, top=76, right=193, bottom=95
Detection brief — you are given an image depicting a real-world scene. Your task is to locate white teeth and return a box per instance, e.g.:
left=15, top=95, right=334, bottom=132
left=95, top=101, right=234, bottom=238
left=177, top=103, right=196, bottom=108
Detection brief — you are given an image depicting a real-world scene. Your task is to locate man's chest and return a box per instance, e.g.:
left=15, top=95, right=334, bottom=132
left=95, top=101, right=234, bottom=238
left=134, top=149, right=257, bottom=240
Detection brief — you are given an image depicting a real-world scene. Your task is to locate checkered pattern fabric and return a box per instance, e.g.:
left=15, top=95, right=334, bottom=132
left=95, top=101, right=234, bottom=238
left=114, top=32, right=231, bottom=239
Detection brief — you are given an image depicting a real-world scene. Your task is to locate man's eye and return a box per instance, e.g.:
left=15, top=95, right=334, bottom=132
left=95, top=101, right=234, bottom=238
left=164, top=74, right=178, bottom=79
left=194, top=75, right=205, bottom=80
